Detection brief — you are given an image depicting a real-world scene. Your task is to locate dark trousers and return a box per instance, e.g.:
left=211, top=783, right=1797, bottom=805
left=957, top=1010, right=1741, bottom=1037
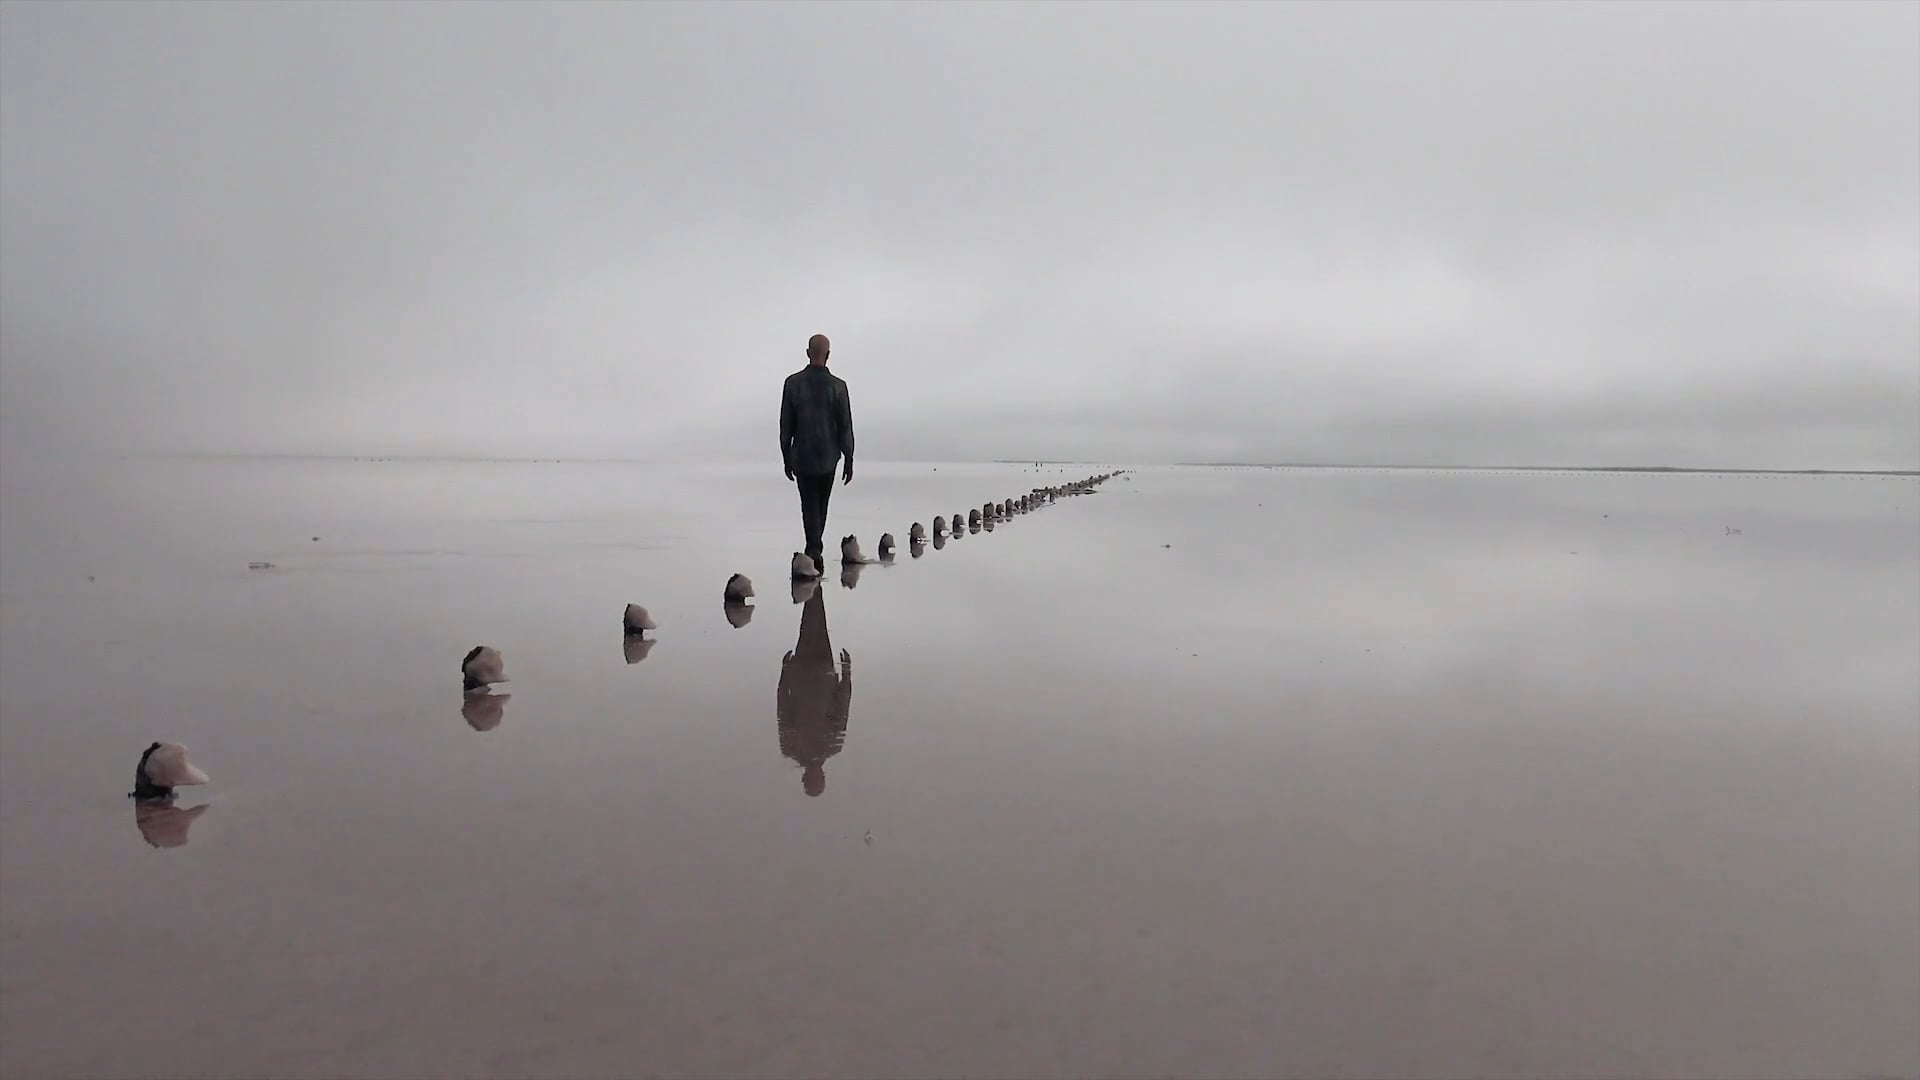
left=795, top=472, right=835, bottom=560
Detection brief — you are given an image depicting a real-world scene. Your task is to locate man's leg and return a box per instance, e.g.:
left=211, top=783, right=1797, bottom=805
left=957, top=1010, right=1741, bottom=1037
left=814, top=470, right=834, bottom=551
left=798, top=473, right=831, bottom=564
left=797, top=475, right=818, bottom=558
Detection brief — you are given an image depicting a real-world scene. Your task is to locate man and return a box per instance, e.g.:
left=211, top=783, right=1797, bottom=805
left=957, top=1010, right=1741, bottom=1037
left=778, top=333, right=854, bottom=571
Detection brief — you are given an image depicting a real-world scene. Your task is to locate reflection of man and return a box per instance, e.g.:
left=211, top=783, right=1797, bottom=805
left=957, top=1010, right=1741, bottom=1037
left=777, top=586, right=852, bottom=797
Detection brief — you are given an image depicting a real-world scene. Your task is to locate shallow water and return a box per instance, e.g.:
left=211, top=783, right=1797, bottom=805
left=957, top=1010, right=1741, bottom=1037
left=2, top=457, right=1916, bottom=1079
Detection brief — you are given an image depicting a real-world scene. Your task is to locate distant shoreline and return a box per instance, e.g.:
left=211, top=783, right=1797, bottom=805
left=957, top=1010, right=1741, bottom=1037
left=58, top=452, right=1920, bottom=477
left=1172, top=463, right=1920, bottom=476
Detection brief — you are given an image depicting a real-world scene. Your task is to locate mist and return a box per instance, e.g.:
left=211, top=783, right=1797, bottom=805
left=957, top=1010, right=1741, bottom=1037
left=2, top=1, right=1915, bottom=467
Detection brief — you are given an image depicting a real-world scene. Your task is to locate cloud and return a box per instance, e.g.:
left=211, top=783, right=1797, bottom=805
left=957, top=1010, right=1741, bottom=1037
left=2, top=1, right=1915, bottom=466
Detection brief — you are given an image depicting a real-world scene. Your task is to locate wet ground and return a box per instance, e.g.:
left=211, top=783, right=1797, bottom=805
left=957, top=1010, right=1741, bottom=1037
left=2, top=457, right=1915, bottom=1079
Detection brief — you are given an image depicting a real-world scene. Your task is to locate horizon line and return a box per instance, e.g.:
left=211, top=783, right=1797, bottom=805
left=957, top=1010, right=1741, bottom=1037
left=1171, top=462, right=1920, bottom=476
left=15, top=450, right=1916, bottom=476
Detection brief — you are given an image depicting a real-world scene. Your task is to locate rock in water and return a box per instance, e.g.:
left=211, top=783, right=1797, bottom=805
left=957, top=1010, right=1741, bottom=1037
left=623, top=604, right=658, bottom=635
left=461, top=646, right=507, bottom=692
left=129, top=742, right=210, bottom=801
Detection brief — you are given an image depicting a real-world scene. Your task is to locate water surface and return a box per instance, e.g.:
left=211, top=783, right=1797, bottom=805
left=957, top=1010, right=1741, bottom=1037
left=2, top=458, right=1915, bottom=1079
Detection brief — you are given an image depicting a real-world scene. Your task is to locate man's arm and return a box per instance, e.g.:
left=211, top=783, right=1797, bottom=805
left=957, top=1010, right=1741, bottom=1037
left=778, top=379, right=795, bottom=479
left=837, top=380, right=855, bottom=484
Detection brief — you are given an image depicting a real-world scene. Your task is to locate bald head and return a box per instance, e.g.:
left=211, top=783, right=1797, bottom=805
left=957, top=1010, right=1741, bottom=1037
left=806, top=334, right=830, bottom=367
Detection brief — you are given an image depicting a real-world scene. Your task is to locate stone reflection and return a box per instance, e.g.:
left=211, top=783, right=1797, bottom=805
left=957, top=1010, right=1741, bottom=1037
left=462, top=689, right=511, bottom=731
left=724, top=598, right=755, bottom=628
left=777, top=586, right=852, bottom=798
left=623, top=635, right=657, bottom=664
left=134, top=801, right=209, bottom=848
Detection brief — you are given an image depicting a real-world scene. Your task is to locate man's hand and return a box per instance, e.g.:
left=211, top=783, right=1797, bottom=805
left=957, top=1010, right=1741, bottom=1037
left=841, top=460, right=854, bottom=485
left=784, top=462, right=795, bottom=481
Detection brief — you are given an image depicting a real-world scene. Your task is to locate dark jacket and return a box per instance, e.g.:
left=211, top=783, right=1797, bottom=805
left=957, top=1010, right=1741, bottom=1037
left=780, top=366, right=854, bottom=476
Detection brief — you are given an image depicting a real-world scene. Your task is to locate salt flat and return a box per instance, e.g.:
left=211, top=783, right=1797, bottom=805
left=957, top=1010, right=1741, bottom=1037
left=1, top=457, right=1915, bottom=1079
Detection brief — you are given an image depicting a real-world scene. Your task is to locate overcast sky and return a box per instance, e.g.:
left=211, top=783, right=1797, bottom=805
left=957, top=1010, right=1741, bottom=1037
left=2, top=1, right=1915, bottom=467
